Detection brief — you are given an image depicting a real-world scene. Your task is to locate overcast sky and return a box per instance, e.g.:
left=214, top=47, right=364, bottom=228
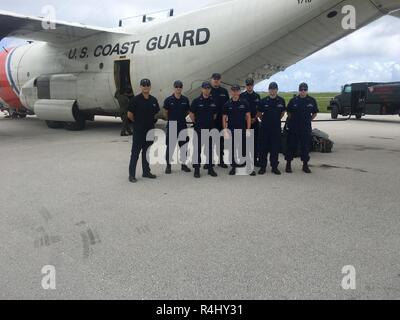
left=1, top=0, right=399, bottom=92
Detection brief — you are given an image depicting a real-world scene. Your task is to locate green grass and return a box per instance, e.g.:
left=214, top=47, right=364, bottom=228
left=258, top=92, right=339, bottom=113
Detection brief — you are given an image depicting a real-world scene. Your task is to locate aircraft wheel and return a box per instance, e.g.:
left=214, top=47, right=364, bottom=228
left=64, top=118, right=86, bottom=131
left=46, top=120, right=64, bottom=129
left=355, top=113, right=363, bottom=120
left=331, top=105, right=339, bottom=119
left=64, top=106, right=87, bottom=131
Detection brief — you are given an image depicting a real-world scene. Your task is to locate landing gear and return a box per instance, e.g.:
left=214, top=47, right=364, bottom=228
left=63, top=117, right=86, bottom=131
left=2, top=109, right=27, bottom=119
left=45, top=121, right=64, bottom=129
left=59, top=104, right=87, bottom=131
left=44, top=104, right=87, bottom=130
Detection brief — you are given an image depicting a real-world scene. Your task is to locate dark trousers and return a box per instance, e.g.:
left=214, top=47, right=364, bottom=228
left=215, top=124, right=225, bottom=164
left=259, top=131, right=281, bottom=169
left=230, top=129, right=247, bottom=168
left=193, top=128, right=213, bottom=169
left=166, top=129, right=189, bottom=165
left=121, top=114, right=132, bottom=133
left=252, top=121, right=260, bottom=162
left=285, top=132, right=311, bottom=163
left=215, top=116, right=225, bottom=164
left=129, top=131, right=153, bottom=177
left=219, top=135, right=225, bottom=164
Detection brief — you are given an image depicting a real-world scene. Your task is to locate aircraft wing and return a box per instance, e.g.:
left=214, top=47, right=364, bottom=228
left=0, top=10, right=128, bottom=45
left=221, top=0, right=393, bottom=85
left=390, top=9, right=400, bottom=18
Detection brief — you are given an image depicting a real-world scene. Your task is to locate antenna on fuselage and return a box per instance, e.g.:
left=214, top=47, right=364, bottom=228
left=119, top=8, right=174, bottom=27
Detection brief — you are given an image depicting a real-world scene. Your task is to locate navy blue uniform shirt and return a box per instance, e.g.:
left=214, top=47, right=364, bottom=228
left=240, top=91, right=261, bottom=119
left=163, top=94, right=190, bottom=129
left=258, top=96, right=286, bottom=132
left=211, top=86, right=229, bottom=128
left=190, top=95, right=218, bottom=130
left=287, top=96, right=319, bottom=133
left=128, top=94, right=160, bottom=132
left=222, top=98, right=250, bottom=130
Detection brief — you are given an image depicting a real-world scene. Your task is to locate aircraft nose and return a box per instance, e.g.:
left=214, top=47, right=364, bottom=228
left=370, top=0, right=400, bottom=13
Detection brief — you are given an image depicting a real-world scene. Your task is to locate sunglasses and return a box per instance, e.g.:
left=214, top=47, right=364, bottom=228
left=300, top=89, right=308, bottom=92
left=174, top=86, right=183, bottom=89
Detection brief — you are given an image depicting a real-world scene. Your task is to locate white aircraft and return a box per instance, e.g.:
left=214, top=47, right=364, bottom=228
left=0, top=0, right=399, bottom=130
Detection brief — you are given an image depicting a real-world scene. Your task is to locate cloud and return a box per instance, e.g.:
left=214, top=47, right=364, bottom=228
left=260, top=15, right=400, bottom=92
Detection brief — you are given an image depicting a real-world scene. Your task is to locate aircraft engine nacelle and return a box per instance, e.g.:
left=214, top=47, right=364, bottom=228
left=33, top=99, right=78, bottom=122
left=19, top=73, right=117, bottom=117
left=20, top=74, right=78, bottom=111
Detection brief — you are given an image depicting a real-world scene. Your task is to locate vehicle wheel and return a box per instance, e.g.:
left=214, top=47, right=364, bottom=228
left=46, top=120, right=64, bottom=129
left=331, top=105, right=339, bottom=119
left=355, top=113, right=363, bottom=120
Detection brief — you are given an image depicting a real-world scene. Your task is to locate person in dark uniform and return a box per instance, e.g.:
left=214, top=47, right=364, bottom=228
left=115, top=86, right=134, bottom=137
left=210, top=73, right=229, bottom=169
left=222, top=84, right=255, bottom=176
left=285, top=83, right=319, bottom=174
left=257, top=82, right=286, bottom=175
left=164, top=80, right=191, bottom=175
left=128, top=79, right=160, bottom=183
left=189, top=81, right=218, bottom=179
left=240, top=78, right=261, bottom=166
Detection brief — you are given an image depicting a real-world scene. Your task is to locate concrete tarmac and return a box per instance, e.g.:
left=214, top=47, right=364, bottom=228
left=0, top=114, right=399, bottom=300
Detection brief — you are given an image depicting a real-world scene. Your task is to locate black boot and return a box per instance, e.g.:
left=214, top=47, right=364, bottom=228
left=129, top=176, right=137, bottom=183
left=258, top=168, right=266, bottom=175
left=165, top=165, right=172, bottom=174
left=181, top=165, right=191, bottom=173
left=229, top=167, right=236, bottom=176
left=208, top=168, right=218, bottom=177
left=272, top=167, right=282, bottom=175
left=218, top=162, right=228, bottom=169
left=143, top=172, right=157, bottom=179
left=303, top=162, right=312, bottom=174
left=194, top=168, right=201, bottom=179
left=286, top=162, right=293, bottom=173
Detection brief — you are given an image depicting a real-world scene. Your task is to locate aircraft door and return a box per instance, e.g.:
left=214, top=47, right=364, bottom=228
left=114, top=60, right=133, bottom=96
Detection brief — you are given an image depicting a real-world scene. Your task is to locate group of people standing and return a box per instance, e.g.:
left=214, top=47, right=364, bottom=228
left=126, top=73, right=319, bottom=183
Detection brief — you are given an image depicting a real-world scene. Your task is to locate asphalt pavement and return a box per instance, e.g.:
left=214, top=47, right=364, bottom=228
left=0, top=114, right=399, bottom=299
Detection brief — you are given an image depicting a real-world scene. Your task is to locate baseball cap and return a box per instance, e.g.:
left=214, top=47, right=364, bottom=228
left=211, top=73, right=222, bottom=80
left=299, top=83, right=309, bottom=91
left=202, top=81, right=212, bottom=89
left=269, top=82, right=278, bottom=90
left=231, top=84, right=241, bottom=91
left=245, top=78, right=255, bottom=86
left=174, top=80, right=183, bottom=88
left=140, top=79, right=151, bottom=87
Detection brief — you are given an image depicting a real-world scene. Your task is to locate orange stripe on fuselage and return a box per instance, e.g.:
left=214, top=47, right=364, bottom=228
left=0, top=48, right=22, bottom=110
